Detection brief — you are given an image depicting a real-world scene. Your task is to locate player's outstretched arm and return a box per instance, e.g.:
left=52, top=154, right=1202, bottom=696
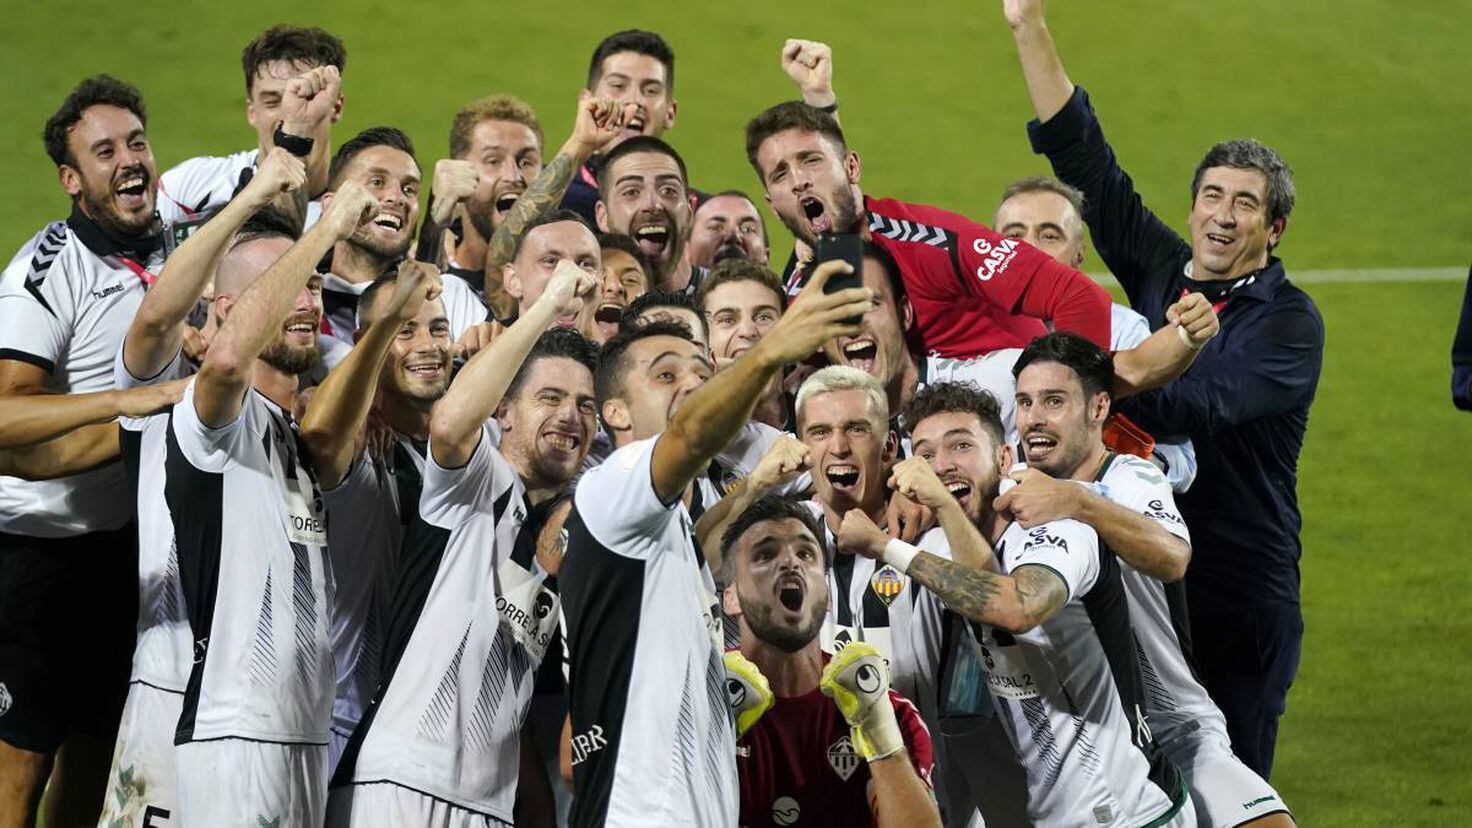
left=480, top=94, right=632, bottom=318
left=125, top=148, right=306, bottom=382
left=195, top=182, right=374, bottom=428
left=1004, top=0, right=1074, bottom=123
left=780, top=39, right=839, bottom=121
left=278, top=65, right=342, bottom=200
left=300, top=262, right=441, bottom=488
left=839, top=509, right=1066, bottom=632
left=1112, top=292, right=1220, bottom=397
left=650, top=261, right=871, bottom=503
left=429, top=260, right=594, bottom=469
left=0, top=423, right=122, bottom=480
left=0, top=378, right=185, bottom=449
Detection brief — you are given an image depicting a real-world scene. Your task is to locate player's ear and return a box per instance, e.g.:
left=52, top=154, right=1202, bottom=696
left=997, top=442, right=1015, bottom=476
left=58, top=164, right=82, bottom=198
left=899, top=294, right=915, bottom=334
left=214, top=294, right=236, bottom=323
left=601, top=398, right=631, bottom=433
left=1267, top=215, right=1287, bottom=250
left=331, top=93, right=345, bottom=124
left=493, top=397, right=512, bottom=430
left=594, top=200, right=611, bottom=233
left=844, top=150, right=862, bottom=185
left=881, top=429, right=899, bottom=465
left=663, top=98, right=678, bottom=130
left=503, top=264, right=522, bottom=300
left=1090, top=391, right=1111, bottom=425
left=721, top=583, right=740, bottom=617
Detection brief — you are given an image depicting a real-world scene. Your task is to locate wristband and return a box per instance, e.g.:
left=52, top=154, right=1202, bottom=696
left=882, top=538, right=920, bottom=574
left=816, top=100, right=839, bottom=115
left=272, top=122, right=315, bottom=158
left=1176, top=324, right=1205, bottom=350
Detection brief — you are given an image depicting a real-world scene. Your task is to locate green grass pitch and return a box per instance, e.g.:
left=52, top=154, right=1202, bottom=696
left=4, top=1, right=1469, bottom=823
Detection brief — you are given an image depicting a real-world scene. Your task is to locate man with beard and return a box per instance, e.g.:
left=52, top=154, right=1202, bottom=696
left=698, top=259, right=789, bottom=429
left=689, top=190, right=769, bottom=271
left=595, top=136, right=700, bottom=293
left=164, top=181, right=377, bottom=826
left=718, top=495, right=939, bottom=828
left=159, top=25, right=345, bottom=241
left=319, top=127, right=486, bottom=347
left=0, top=75, right=168, bottom=826
left=561, top=29, right=681, bottom=224
left=745, top=93, right=1112, bottom=356
left=559, top=261, right=870, bottom=827
left=843, top=380, right=1192, bottom=826
left=327, top=265, right=597, bottom=828
left=994, top=333, right=1294, bottom=827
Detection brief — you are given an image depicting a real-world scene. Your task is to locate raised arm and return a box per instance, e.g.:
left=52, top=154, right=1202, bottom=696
left=429, top=260, right=595, bottom=469
left=693, top=435, right=810, bottom=571
left=886, top=457, right=999, bottom=573
left=1111, top=292, right=1219, bottom=397
left=300, top=262, right=441, bottom=488
left=1003, top=0, right=1074, bottom=122
left=194, top=182, right=373, bottom=428
left=650, top=261, right=872, bottom=502
left=277, top=64, right=342, bottom=201
left=781, top=39, right=839, bottom=122
left=125, top=148, right=305, bottom=381
left=838, top=509, right=1066, bottom=633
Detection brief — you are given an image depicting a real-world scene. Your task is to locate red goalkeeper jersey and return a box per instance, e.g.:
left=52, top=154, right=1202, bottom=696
left=736, top=668, right=933, bottom=828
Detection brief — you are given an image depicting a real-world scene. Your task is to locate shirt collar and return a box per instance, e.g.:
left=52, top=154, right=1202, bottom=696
left=1182, top=256, right=1285, bottom=304
left=66, top=203, right=164, bottom=262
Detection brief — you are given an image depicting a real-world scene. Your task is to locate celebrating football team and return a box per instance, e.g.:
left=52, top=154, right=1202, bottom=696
left=0, top=1, right=1324, bottom=826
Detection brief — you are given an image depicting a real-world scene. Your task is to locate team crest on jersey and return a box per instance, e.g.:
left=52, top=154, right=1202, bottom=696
left=770, top=795, right=801, bottom=826
left=827, top=733, right=861, bottom=781
left=869, top=565, right=905, bottom=605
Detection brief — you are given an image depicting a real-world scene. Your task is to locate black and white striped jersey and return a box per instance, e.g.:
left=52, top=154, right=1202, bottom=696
left=167, top=380, right=334, bottom=745
left=560, top=436, right=738, bottom=827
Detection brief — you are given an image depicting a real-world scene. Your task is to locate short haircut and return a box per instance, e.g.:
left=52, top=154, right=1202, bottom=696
left=597, top=135, right=688, bottom=196
left=44, top=75, right=146, bottom=167
left=1191, top=139, right=1296, bottom=227
left=744, top=100, right=847, bottom=182
left=328, top=126, right=418, bottom=191
left=623, top=289, right=708, bottom=338
left=694, top=189, right=769, bottom=247
left=719, top=494, right=826, bottom=582
left=597, top=232, right=655, bottom=285
left=862, top=241, right=909, bottom=308
left=448, top=93, right=542, bottom=158
left=241, top=25, right=346, bottom=95
left=696, top=258, right=786, bottom=313
left=1012, top=331, right=1115, bottom=400
left=587, top=29, right=675, bottom=91
left=795, top=365, right=889, bottom=433
left=901, top=381, right=1006, bottom=452
left=594, top=318, right=696, bottom=421
left=356, top=270, right=446, bottom=329
left=506, top=327, right=599, bottom=401
left=229, top=204, right=301, bottom=251
left=511, top=209, right=595, bottom=262
left=999, top=175, right=1086, bottom=233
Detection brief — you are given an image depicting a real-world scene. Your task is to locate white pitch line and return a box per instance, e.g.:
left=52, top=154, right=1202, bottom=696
left=1088, top=267, right=1466, bottom=287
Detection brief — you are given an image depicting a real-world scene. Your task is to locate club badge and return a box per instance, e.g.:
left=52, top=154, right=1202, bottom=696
left=870, top=564, right=905, bottom=606
left=827, top=733, right=861, bottom=781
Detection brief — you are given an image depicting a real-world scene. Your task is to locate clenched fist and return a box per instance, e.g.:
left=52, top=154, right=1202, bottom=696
left=781, top=39, right=836, bottom=108
left=322, top=181, right=378, bottom=240
left=281, top=65, right=341, bottom=131
left=244, top=147, right=307, bottom=206
left=1166, top=292, right=1219, bottom=349
left=430, top=159, right=479, bottom=225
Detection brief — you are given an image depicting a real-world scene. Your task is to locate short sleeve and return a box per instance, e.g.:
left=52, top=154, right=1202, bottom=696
left=0, top=291, right=69, bottom=374
left=1097, top=456, right=1192, bottom=544
left=1007, top=518, right=1099, bottom=600
left=420, top=421, right=517, bottom=529
left=440, top=273, right=489, bottom=342
left=170, top=377, right=263, bottom=473
left=113, top=343, right=189, bottom=391
left=572, top=436, right=678, bottom=558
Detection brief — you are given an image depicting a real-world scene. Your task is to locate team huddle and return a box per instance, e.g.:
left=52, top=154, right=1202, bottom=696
left=0, top=2, right=1327, bottom=827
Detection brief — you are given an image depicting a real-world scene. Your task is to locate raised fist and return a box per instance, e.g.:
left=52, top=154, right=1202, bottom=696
left=323, top=181, right=377, bottom=240
left=430, top=159, right=479, bottom=225
left=246, top=147, right=307, bottom=204
left=781, top=39, right=835, bottom=108
left=281, top=65, right=342, bottom=130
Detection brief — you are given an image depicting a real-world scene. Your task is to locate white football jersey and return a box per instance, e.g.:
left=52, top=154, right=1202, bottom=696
left=319, top=271, right=488, bottom=347
left=158, top=149, right=323, bottom=249
left=921, top=348, right=1022, bottom=445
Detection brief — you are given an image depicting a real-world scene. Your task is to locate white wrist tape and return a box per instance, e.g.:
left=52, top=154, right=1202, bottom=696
left=1177, top=324, right=1205, bottom=350
left=882, top=539, right=920, bottom=574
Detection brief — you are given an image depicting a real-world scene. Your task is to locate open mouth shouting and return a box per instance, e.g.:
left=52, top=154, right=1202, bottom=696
left=1203, top=232, right=1236, bottom=253
left=837, top=337, right=878, bottom=375
left=825, top=462, right=860, bottom=492
left=1022, top=429, right=1059, bottom=464
left=620, top=111, right=647, bottom=141
left=942, top=476, right=974, bottom=511
left=113, top=168, right=151, bottom=211
left=632, top=215, right=673, bottom=260
left=775, top=574, right=806, bottom=616
left=493, top=188, right=523, bottom=221
left=799, top=194, right=830, bottom=236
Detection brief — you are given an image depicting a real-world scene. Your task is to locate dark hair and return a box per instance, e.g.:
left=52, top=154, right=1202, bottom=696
left=901, top=381, right=1006, bottom=452
left=622, top=289, right=707, bottom=338
left=1012, top=331, right=1115, bottom=400
left=597, top=232, right=655, bottom=286
left=595, top=318, right=696, bottom=421
left=694, top=189, right=769, bottom=248
left=43, top=75, right=147, bottom=167
left=719, top=494, right=825, bottom=582
left=862, top=241, right=909, bottom=308
left=1191, top=139, right=1295, bottom=229
left=241, top=25, right=346, bottom=95
left=597, top=135, right=688, bottom=196
left=510, top=209, right=595, bottom=262
left=507, top=327, right=599, bottom=401
left=328, top=126, right=418, bottom=191
left=697, top=258, right=786, bottom=313
left=587, top=29, right=675, bottom=92
left=230, top=204, right=302, bottom=251
left=744, top=100, right=847, bottom=183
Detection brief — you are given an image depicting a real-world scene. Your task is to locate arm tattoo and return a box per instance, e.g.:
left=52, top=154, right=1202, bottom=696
left=485, top=152, right=581, bottom=271
left=906, top=552, right=1004, bottom=625
left=1011, top=565, right=1069, bottom=628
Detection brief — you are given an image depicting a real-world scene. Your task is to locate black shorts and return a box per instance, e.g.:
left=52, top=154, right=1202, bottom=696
left=0, top=525, right=138, bottom=753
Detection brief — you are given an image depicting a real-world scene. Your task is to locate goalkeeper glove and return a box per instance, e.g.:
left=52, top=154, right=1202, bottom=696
left=820, top=642, right=904, bottom=762
left=723, top=650, right=775, bottom=738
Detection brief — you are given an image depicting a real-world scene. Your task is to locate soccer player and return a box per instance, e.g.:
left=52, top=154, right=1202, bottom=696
left=503, top=211, right=604, bottom=330
left=587, top=233, right=652, bottom=343
left=698, top=259, right=789, bottom=429
left=595, top=136, right=700, bottom=293
left=848, top=381, right=1194, bottom=826
left=620, top=289, right=709, bottom=351
left=164, top=181, right=377, bottom=826
left=558, top=260, right=871, bottom=826
left=1006, top=0, right=1324, bottom=775
left=326, top=265, right=597, bottom=827
left=718, top=495, right=939, bottom=828
left=158, top=26, right=344, bottom=240
left=0, top=75, right=167, bottom=827
left=747, top=65, right=1113, bottom=356
left=318, top=127, right=486, bottom=346
left=688, top=190, right=770, bottom=270
left=561, top=29, right=680, bottom=223
left=100, top=148, right=308, bottom=828
left=994, top=174, right=1198, bottom=491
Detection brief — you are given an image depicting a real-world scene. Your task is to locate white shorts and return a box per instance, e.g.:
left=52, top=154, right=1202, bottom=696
left=325, top=782, right=513, bottom=828
left=99, top=682, right=184, bottom=827
left=1168, top=729, right=1290, bottom=827
left=175, top=738, right=327, bottom=828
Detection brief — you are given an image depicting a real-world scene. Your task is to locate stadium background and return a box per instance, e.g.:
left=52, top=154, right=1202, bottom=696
left=3, top=1, right=1468, bottom=824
